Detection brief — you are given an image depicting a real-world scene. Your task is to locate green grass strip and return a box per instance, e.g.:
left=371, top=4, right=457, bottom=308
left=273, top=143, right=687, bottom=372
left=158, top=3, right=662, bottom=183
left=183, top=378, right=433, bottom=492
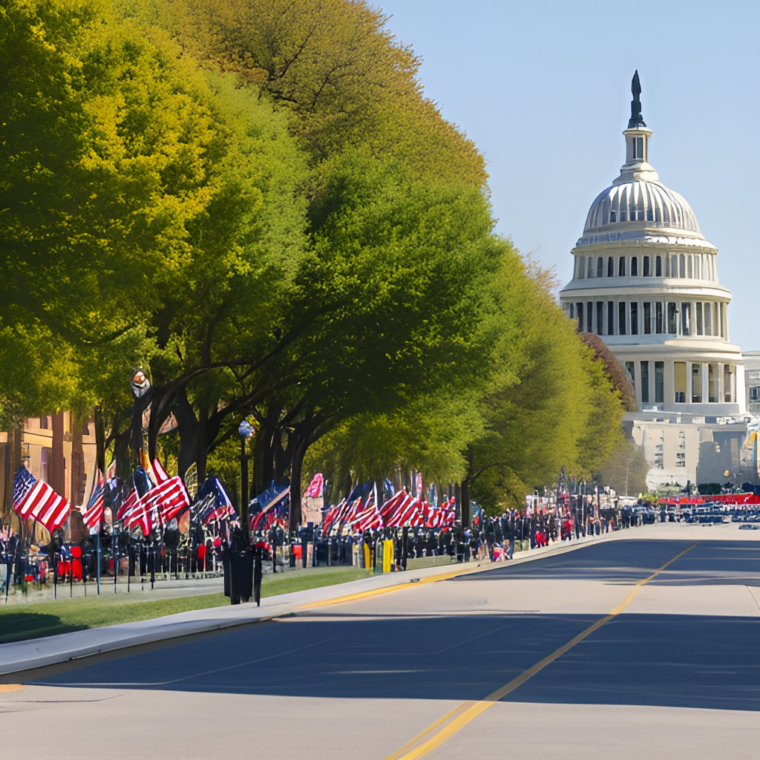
left=0, top=568, right=371, bottom=645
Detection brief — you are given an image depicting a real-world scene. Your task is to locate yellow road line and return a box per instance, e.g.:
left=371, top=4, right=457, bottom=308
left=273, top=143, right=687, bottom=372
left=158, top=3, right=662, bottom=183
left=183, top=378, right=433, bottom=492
left=385, top=542, right=698, bottom=760
left=298, top=564, right=488, bottom=611
left=0, top=685, right=23, bottom=693
left=302, top=533, right=626, bottom=613
left=382, top=703, right=470, bottom=760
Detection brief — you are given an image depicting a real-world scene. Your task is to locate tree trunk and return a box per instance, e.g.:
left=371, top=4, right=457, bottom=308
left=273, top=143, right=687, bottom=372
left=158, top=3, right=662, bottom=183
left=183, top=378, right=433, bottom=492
left=50, top=412, right=65, bottom=497
left=113, top=429, right=131, bottom=483
left=258, top=404, right=280, bottom=492
left=93, top=405, right=106, bottom=473
left=130, top=388, right=152, bottom=468
left=288, top=434, right=308, bottom=534
left=460, top=479, right=471, bottom=528
left=2, top=422, right=23, bottom=522
left=147, top=386, right=176, bottom=462
left=174, top=388, right=200, bottom=479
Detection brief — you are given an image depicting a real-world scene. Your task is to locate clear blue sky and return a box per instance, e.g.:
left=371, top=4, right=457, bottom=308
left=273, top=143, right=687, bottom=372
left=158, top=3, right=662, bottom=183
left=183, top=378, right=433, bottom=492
left=376, top=0, right=760, bottom=350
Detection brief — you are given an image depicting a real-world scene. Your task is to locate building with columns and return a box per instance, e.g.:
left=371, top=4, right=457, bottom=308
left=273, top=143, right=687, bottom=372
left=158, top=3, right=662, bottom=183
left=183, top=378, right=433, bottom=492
left=1, top=412, right=96, bottom=537
left=560, top=73, right=753, bottom=489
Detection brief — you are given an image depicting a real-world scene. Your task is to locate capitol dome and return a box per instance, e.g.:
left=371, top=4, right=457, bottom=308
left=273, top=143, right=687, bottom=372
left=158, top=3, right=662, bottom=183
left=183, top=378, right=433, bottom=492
left=559, top=72, right=747, bottom=492
left=584, top=181, right=701, bottom=235
left=575, top=78, right=714, bottom=251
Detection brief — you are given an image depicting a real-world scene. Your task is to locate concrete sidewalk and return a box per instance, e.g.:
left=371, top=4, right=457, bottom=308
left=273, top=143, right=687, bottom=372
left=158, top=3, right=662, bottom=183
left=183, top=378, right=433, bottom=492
left=0, top=524, right=686, bottom=678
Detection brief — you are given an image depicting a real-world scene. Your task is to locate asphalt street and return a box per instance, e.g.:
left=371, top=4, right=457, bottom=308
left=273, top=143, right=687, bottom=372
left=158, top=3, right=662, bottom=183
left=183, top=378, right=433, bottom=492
left=1, top=523, right=759, bottom=759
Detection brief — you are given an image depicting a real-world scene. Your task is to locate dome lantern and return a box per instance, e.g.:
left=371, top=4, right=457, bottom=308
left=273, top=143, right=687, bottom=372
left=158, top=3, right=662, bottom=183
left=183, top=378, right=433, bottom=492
left=616, top=71, right=657, bottom=185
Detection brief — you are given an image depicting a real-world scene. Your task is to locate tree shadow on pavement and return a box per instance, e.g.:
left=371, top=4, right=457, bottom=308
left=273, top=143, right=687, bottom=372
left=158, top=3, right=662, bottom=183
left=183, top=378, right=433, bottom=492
left=25, top=609, right=760, bottom=712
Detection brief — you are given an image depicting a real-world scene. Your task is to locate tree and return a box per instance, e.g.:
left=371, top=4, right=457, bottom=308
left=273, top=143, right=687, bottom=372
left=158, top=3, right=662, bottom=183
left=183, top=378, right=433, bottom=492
left=464, top=259, right=625, bottom=518
left=597, top=439, right=649, bottom=496
left=150, top=0, right=487, bottom=185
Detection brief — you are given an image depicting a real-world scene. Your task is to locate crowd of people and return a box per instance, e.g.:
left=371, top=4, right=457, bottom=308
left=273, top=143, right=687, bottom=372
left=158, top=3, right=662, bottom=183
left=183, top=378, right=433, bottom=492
left=2, top=494, right=742, bottom=595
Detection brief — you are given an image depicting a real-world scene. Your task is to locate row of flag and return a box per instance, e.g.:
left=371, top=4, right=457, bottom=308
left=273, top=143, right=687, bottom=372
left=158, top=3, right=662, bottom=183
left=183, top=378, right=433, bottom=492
left=13, top=462, right=453, bottom=540
left=12, top=458, right=236, bottom=537
left=321, top=484, right=456, bottom=536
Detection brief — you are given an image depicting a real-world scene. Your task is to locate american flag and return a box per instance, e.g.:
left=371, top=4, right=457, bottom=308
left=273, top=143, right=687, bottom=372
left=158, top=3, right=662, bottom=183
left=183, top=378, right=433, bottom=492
left=249, top=483, right=290, bottom=532
left=122, top=495, right=152, bottom=535
left=193, top=476, right=236, bottom=525
left=151, top=458, right=170, bottom=485
left=378, top=490, right=406, bottom=522
left=13, top=466, right=36, bottom=509
left=321, top=499, right=346, bottom=536
left=116, top=467, right=153, bottom=522
left=119, top=461, right=190, bottom=535
left=251, top=499, right=288, bottom=531
left=150, top=475, right=191, bottom=524
left=13, top=467, right=70, bottom=531
left=347, top=485, right=383, bottom=533
left=382, top=491, right=415, bottom=527
left=385, top=495, right=424, bottom=528
left=116, top=486, right=139, bottom=522
left=426, top=504, right=456, bottom=528
left=81, top=469, right=105, bottom=531
left=352, top=502, right=383, bottom=532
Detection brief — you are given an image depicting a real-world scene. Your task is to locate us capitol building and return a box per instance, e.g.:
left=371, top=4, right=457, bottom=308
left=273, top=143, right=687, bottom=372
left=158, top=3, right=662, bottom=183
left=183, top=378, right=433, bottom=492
left=559, top=73, right=756, bottom=489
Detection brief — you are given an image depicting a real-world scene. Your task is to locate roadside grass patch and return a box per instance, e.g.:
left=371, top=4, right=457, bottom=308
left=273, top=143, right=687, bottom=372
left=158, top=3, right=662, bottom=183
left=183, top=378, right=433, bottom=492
left=0, top=568, right=371, bottom=644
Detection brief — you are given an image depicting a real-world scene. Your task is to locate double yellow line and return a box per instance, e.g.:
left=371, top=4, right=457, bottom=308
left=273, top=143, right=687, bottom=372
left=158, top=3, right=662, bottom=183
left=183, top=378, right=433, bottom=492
left=384, top=542, right=698, bottom=760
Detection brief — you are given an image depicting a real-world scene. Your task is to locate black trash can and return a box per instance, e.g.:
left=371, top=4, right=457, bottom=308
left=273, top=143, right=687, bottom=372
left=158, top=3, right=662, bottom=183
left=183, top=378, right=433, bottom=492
left=222, top=529, right=254, bottom=605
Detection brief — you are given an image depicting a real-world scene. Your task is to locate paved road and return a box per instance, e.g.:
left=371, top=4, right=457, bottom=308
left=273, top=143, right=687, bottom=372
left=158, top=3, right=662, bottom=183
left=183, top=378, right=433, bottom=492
left=2, top=524, right=759, bottom=759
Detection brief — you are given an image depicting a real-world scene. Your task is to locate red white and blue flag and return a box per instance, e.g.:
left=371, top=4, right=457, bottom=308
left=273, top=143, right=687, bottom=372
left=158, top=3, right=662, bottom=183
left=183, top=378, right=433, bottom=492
left=120, top=460, right=190, bottom=535
left=349, top=485, right=383, bottom=533
left=81, top=469, right=105, bottom=531
left=382, top=491, right=416, bottom=527
left=194, top=476, right=236, bottom=525
left=12, top=467, right=70, bottom=531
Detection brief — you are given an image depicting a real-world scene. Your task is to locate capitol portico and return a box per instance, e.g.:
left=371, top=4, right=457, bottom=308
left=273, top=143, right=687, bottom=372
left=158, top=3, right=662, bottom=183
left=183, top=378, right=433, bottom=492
left=560, top=73, right=753, bottom=489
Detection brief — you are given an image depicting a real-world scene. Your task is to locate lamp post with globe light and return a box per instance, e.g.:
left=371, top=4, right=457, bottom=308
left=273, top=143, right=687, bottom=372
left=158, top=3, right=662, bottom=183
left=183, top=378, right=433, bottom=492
left=130, top=370, right=151, bottom=468
left=238, top=421, right=254, bottom=532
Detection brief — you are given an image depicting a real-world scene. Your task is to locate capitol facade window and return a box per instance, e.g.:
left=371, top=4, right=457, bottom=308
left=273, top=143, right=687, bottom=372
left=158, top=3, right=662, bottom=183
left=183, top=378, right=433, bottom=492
left=681, top=303, right=691, bottom=336
left=655, top=362, right=664, bottom=403
left=709, top=364, right=718, bottom=402
left=674, top=362, right=687, bottom=403
left=692, top=364, right=702, bottom=403
left=641, top=361, right=650, bottom=403
left=667, top=303, right=677, bottom=334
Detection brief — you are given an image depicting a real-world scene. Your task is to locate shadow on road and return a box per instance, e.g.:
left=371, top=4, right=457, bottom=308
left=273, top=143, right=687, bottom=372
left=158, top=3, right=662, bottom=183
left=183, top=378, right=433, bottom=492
left=26, top=609, right=760, bottom=712
left=22, top=539, right=760, bottom=712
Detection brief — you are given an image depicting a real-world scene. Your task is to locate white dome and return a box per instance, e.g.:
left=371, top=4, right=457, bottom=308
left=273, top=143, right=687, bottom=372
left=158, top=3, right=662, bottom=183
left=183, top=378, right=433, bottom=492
left=584, top=180, right=701, bottom=234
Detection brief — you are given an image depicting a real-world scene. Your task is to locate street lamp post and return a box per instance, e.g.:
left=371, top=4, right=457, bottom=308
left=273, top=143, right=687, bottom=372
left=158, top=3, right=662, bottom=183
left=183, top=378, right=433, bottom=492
left=238, top=421, right=254, bottom=533
left=130, top=370, right=151, bottom=468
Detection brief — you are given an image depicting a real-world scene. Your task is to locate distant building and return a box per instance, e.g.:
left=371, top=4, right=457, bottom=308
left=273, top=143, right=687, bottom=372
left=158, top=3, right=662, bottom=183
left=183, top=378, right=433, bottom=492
left=1, top=412, right=96, bottom=535
left=559, top=74, right=754, bottom=490
left=744, top=352, right=760, bottom=416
